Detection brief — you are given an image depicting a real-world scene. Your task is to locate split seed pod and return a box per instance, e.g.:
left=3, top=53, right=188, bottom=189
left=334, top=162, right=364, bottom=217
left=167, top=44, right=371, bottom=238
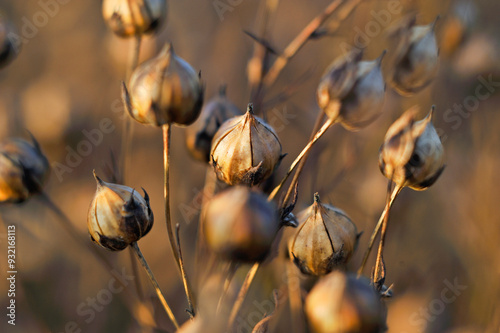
left=305, top=271, right=385, bottom=333
left=390, top=16, right=439, bottom=96
left=379, top=106, right=445, bottom=190
left=317, top=49, right=386, bottom=130
left=185, top=85, right=241, bottom=163
left=289, top=193, right=359, bottom=276
left=203, top=186, right=279, bottom=262
left=0, top=136, right=50, bottom=203
left=102, top=0, right=167, bottom=38
left=210, top=104, right=282, bottom=186
left=0, top=14, right=19, bottom=69
left=127, top=44, right=204, bottom=126
left=87, top=172, right=153, bottom=251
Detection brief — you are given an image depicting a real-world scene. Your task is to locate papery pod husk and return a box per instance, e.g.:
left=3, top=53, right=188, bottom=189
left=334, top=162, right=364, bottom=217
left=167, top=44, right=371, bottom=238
left=0, top=136, right=50, bottom=203
left=289, top=194, right=359, bottom=276
left=210, top=105, right=282, bottom=186
left=379, top=106, right=445, bottom=190
left=305, top=271, right=386, bottom=333
left=390, top=16, right=439, bottom=96
left=128, top=44, right=204, bottom=126
left=203, top=186, right=279, bottom=262
left=87, top=172, right=154, bottom=251
left=186, top=85, right=242, bottom=163
left=102, top=0, right=167, bottom=38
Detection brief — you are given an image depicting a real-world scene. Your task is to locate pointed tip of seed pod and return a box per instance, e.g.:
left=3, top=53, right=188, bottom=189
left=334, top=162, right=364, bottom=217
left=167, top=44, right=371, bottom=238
left=432, top=15, right=441, bottom=30
left=425, top=105, right=436, bottom=123
left=125, top=189, right=137, bottom=209
left=377, top=49, right=388, bottom=65
left=160, top=43, right=174, bottom=57
left=142, top=187, right=150, bottom=203
left=247, top=103, right=254, bottom=114
left=314, top=192, right=321, bottom=203
left=25, top=130, right=42, bottom=152
left=219, top=84, right=227, bottom=96
left=93, top=170, right=105, bottom=187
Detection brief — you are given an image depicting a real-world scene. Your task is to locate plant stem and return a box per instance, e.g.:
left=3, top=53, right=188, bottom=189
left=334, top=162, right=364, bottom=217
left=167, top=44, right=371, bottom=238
left=131, top=242, right=179, bottom=329
left=216, top=262, right=239, bottom=315
left=262, top=0, right=345, bottom=87
left=287, top=261, right=305, bottom=333
left=357, top=182, right=402, bottom=277
left=175, top=224, right=196, bottom=318
left=227, top=262, right=260, bottom=331
left=268, top=116, right=336, bottom=202
left=128, top=246, right=145, bottom=300
left=163, top=124, right=181, bottom=269
left=282, top=110, right=326, bottom=208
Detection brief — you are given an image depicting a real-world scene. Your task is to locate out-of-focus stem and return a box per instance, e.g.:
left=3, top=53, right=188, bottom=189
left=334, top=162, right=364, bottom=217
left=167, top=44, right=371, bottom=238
left=227, top=263, right=260, bottom=331
left=131, top=242, right=179, bottom=329
left=175, top=224, right=196, bottom=318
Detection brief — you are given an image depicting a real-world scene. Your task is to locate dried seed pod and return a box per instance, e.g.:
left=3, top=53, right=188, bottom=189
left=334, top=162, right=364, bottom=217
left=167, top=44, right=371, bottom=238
left=390, top=16, right=439, bottom=96
left=0, top=14, right=19, bottom=69
left=289, top=193, right=359, bottom=276
left=210, top=104, right=282, bottom=186
left=185, top=85, right=241, bottom=163
left=379, top=106, right=445, bottom=190
left=203, top=186, right=279, bottom=262
left=0, top=136, right=50, bottom=203
left=305, top=271, right=385, bottom=333
left=317, top=49, right=386, bottom=130
left=127, top=43, right=204, bottom=126
left=102, top=0, right=167, bottom=38
left=87, top=172, right=154, bottom=251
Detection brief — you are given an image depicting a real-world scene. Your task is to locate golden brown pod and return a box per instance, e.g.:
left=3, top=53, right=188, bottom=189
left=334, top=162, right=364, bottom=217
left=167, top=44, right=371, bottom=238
left=390, top=16, right=439, bottom=96
left=289, top=193, right=359, bottom=276
left=0, top=135, right=50, bottom=203
left=305, top=271, right=385, bottom=333
left=317, top=49, right=386, bottom=130
left=379, top=106, right=445, bottom=190
left=203, top=186, right=279, bottom=262
left=87, top=172, right=153, bottom=251
left=210, top=104, right=282, bottom=186
left=0, top=14, right=19, bottom=69
left=102, top=0, right=167, bottom=38
left=185, top=85, right=241, bottom=163
left=127, top=43, right=204, bottom=126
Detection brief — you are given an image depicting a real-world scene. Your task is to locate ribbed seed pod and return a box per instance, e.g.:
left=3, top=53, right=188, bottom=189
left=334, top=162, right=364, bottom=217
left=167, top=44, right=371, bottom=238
left=317, top=49, right=386, bottom=130
left=203, top=186, right=279, bottom=262
left=0, top=136, right=50, bottom=203
left=0, top=14, right=18, bottom=69
left=289, top=193, right=359, bottom=276
left=305, top=271, right=385, bottom=333
left=185, top=85, right=241, bottom=163
left=210, top=104, right=282, bottom=186
left=379, top=106, right=445, bottom=190
left=102, top=0, right=167, bottom=38
left=87, top=172, right=154, bottom=251
left=390, top=16, right=439, bottom=96
left=127, top=43, right=204, bottom=126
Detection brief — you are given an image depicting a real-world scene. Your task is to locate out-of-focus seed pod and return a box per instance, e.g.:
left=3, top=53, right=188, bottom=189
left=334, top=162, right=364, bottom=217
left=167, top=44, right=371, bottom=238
left=203, top=186, right=279, bottom=262
left=127, top=44, right=204, bottom=126
left=0, top=14, right=19, bottom=69
left=210, top=104, right=282, bottom=186
left=87, top=172, right=154, bottom=251
left=305, top=271, right=385, bottom=333
left=441, top=1, right=477, bottom=58
left=289, top=193, right=359, bottom=276
left=0, top=135, right=50, bottom=203
left=390, top=16, right=439, bottom=96
left=185, top=85, right=241, bottom=163
left=317, top=49, right=386, bottom=130
left=102, top=0, right=167, bottom=38
left=379, top=106, right=445, bottom=190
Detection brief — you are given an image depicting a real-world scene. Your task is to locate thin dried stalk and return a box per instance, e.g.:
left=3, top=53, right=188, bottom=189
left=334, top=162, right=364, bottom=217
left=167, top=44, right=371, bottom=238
left=227, top=262, right=260, bottom=331
left=175, top=224, right=196, bottom=318
left=132, top=242, right=179, bottom=329
left=357, top=183, right=403, bottom=276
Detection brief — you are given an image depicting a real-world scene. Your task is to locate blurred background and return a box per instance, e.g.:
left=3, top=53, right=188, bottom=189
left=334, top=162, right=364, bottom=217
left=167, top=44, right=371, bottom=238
left=0, top=0, right=499, bottom=332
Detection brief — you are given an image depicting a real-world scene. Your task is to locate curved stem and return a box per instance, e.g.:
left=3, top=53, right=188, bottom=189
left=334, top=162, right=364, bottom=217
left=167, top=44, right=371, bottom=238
left=268, top=116, right=336, bottom=202
left=216, top=262, right=239, bottom=315
left=175, top=224, right=196, bottom=318
left=357, top=182, right=402, bottom=276
left=163, top=124, right=181, bottom=268
left=131, top=242, right=179, bottom=329
left=227, top=262, right=260, bottom=331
